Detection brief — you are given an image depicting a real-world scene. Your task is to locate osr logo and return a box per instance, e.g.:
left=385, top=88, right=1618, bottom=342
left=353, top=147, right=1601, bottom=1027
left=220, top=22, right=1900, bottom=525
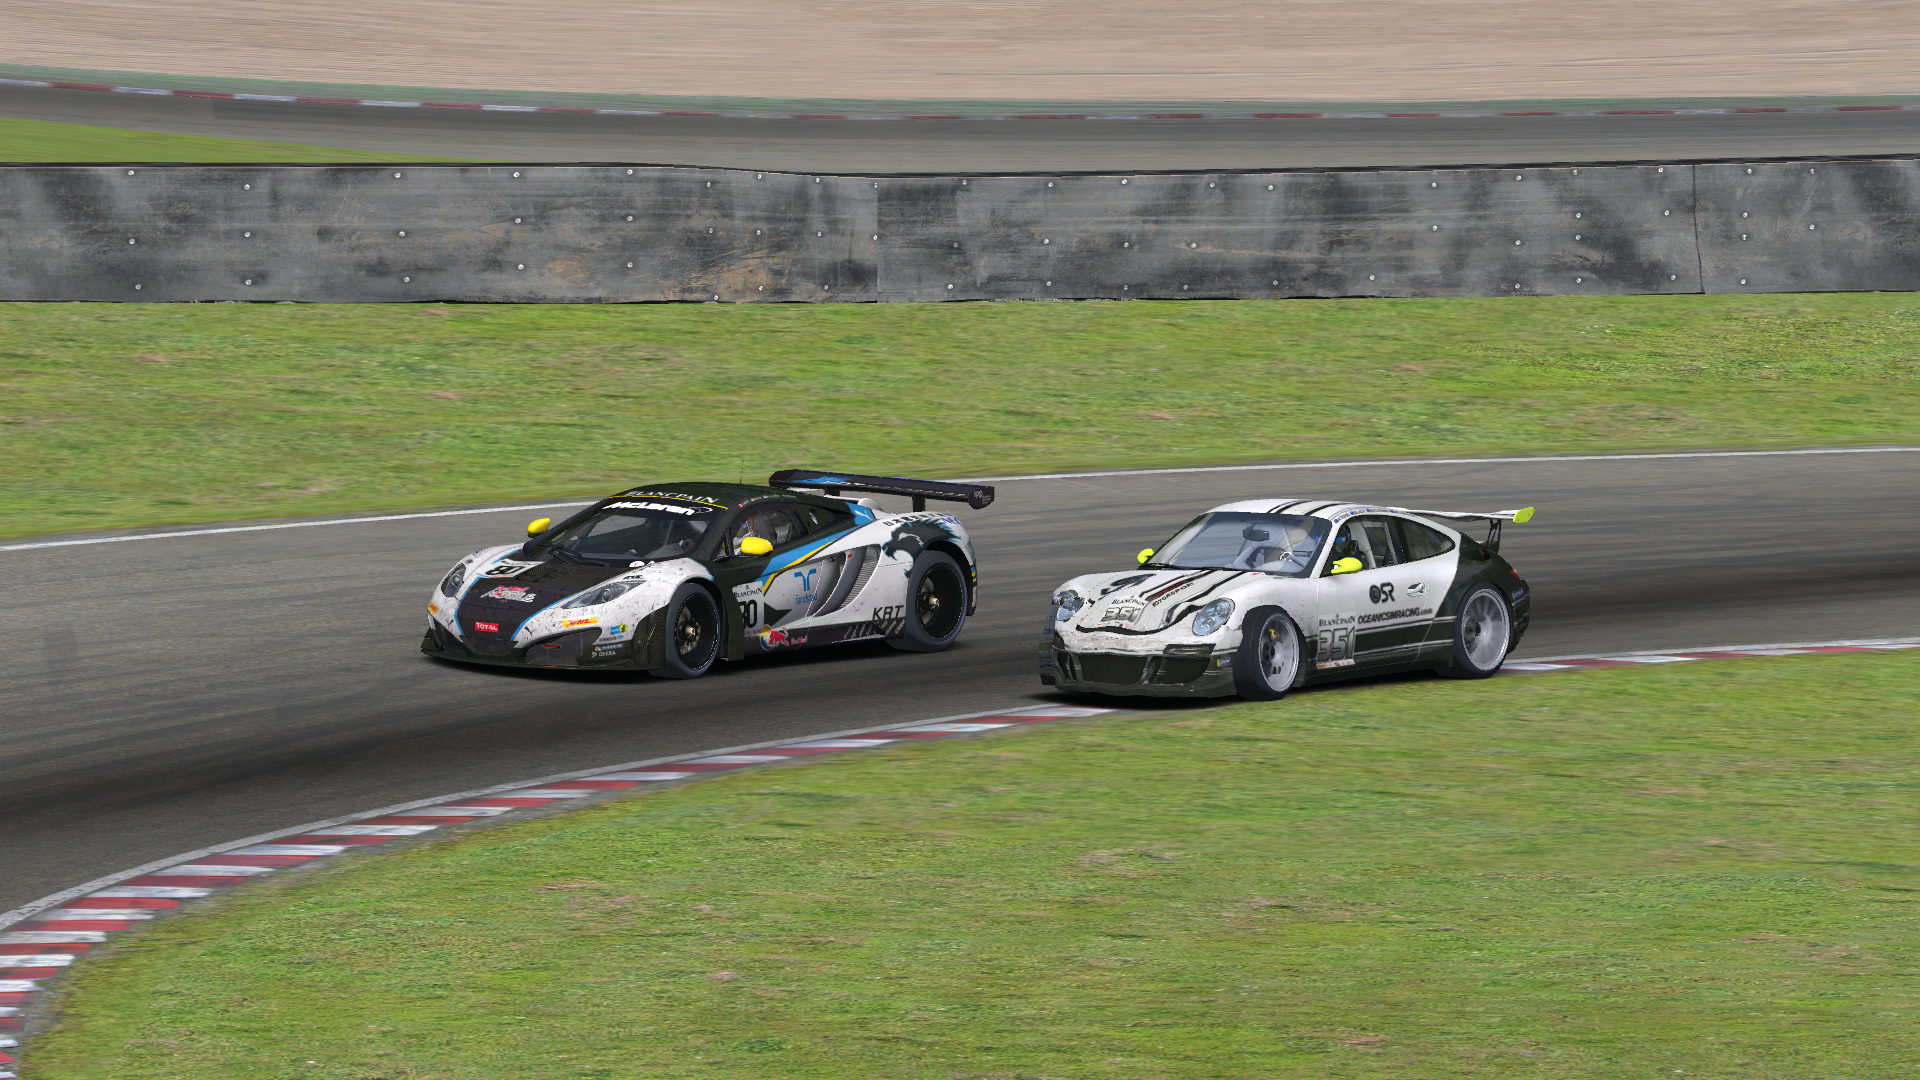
left=1368, top=583, right=1396, bottom=604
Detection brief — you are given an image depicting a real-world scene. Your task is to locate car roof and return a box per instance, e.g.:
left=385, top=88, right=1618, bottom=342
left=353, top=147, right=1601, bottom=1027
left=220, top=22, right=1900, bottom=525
left=1202, top=499, right=1461, bottom=532
left=603, top=481, right=840, bottom=511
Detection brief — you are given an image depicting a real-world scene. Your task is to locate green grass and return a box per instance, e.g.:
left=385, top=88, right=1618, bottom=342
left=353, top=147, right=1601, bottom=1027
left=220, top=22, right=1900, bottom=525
left=32, top=651, right=1920, bottom=1079
left=0, top=115, right=472, bottom=163
left=4, top=293, right=1919, bottom=539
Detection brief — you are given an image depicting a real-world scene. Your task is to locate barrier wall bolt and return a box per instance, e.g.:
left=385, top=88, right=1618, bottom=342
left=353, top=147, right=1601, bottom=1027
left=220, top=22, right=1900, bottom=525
left=1575, top=212, right=1582, bottom=218
left=1575, top=277, right=1583, bottom=283
left=1271, top=280, right=1279, bottom=285
left=628, top=169, right=634, bottom=175
left=1208, top=182, right=1216, bottom=188
left=1121, top=179, right=1129, bottom=185
left=1046, top=182, right=1054, bottom=188
left=1740, top=278, right=1748, bottom=285
left=245, top=279, right=252, bottom=285
left=517, top=263, right=525, bottom=270
left=514, top=217, right=522, bottom=224
left=1513, top=284, right=1521, bottom=289
left=1515, top=175, right=1524, bottom=180
left=1268, top=184, right=1275, bottom=190
left=758, top=285, right=765, bottom=291
left=626, top=215, right=634, bottom=221
left=128, top=238, right=136, bottom=244
left=708, top=228, right=715, bottom=233
left=403, top=276, right=411, bottom=282
left=1670, top=274, right=1678, bottom=280
left=706, top=182, right=712, bottom=188
left=513, top=171, right=521, bottom=177
left=1182, top=285, right=1189, bottom=290
left=947, top=284, right=954, bottom=290
left=1809, top=224, right=1817, bottom=229
left=244, top=183, right=252, bottom=190
left=1046, top=281, right=1053, bottom=286
left=1123, top=242, right=1131, bottom=247
left=1430, top=225, right=1439, bottom=231
left=961, top=179, right=968, bottom=185
left=712, top=294, right=719, bottom=300
left=1809, top=168, right=1816, bottom=174
left=244, top=231, right=251, bottom=237
left=393, top=172, right=403, bottom=179
left=815, top=177, right=821, bottom=183
left=1189, top=242, right=1197, bottom=248
left=1741, top=234, right=1748, bottom=240
left=1430, top=182, right=1438, bottom=187
left=627, top=262, right=634, bottom=268
left=873, top=182, right=879, bottom=188
left=1043, top=238, right=1050, bottom=244
left=1663, top=210, right=1670, bottom=216
left=756, top=229, right=762, bottom=235
left=398, top=230, right=406, bottom=237
left=127, top=169, right=135, bottom=175
left=1658, top=167, right=1665, bottom=173
left=817, top=231, right=823, bottom=236
left=872, top=234, right=880, bottom=240
left=756, top=174, right=763, bottom=179
left=1575, top=234, right=1582, bottom=240
left=1368, top=275, right=1376, bottom=281
left=952, top=242, right=960, bottom=248
left=1514, top=240, right=1522, bottom=245
left=134, top=284, right=141, bottom=290
left=1741, top=211, right=1748, bottom=217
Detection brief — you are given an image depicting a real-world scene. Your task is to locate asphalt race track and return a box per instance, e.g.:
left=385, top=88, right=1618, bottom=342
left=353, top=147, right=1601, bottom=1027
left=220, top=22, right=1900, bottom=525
left=8, top=83, right=1920, bottom=172
left=6, top=450, right=1919, bottom=913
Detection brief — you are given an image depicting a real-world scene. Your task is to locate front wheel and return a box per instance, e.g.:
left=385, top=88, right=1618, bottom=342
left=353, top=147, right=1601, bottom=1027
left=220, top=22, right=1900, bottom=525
left=1233, top=607, right=1303, bottom=701
left=888, top=550, right=968, bottom=653
left=1436, top=583, right=1513, bottom=679
left=648, top=583, right=721, bottom=679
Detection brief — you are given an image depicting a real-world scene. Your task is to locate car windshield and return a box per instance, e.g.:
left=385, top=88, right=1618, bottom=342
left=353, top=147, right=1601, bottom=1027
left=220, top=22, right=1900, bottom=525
left=1150, top=512, right=1330, bottom=577
left=536, top=500, right=716, bottom=561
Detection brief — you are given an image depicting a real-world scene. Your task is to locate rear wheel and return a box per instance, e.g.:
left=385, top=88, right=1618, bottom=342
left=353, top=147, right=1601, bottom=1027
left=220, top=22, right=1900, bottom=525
left=1436, top=584, right=1513, bottom=679
left=1233, top=607, right=1303, bottom=701
left=888, top=551, right=967, bottom=653
left=648, top=583, right=721, bottom=679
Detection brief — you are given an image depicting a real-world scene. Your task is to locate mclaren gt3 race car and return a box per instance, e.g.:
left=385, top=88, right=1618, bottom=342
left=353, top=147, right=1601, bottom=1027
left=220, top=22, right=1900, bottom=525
left=424, top=471, right=992, bottom=677
left=1040, top=499, right=1534, bottom=700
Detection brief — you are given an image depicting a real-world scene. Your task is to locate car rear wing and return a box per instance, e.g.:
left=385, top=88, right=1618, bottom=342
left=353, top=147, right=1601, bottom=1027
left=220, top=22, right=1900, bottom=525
left=1390, top=506, right=1534, bottom=553
left=768, top=469, right=995, bottom=511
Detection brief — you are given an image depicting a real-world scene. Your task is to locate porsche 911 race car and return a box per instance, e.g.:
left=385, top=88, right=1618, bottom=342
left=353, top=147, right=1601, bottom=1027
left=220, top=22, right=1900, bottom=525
left=423, top=471, right=993, bottom=677
left=1040, top=499, right=1534, bottom=699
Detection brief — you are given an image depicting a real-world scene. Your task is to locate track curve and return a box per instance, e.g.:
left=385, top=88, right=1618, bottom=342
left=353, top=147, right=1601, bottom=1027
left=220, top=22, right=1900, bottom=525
left=5, top=450, right=1919, bottom=914
left=9, top=83, right=1920, bottom=171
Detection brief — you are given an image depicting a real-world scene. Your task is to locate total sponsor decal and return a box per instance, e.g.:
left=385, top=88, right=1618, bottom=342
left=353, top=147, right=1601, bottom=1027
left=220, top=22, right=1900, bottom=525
left=479, top=559, right=540, bottom=578
left=1357, top=606, right=1432, bottom=625
left=561, top=617, right=598, bottom=628
left=474, top=621, right=501, bottom=633
left=482, top=585, right=540, bottom=603
left=604, top=500, right=714, bottom=516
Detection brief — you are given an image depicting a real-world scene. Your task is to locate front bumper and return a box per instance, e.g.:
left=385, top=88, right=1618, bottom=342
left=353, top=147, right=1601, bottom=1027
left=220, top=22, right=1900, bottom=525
left=421, top=623, right=636, bottom=669
left=1039, top=633, right=1238, bottom=698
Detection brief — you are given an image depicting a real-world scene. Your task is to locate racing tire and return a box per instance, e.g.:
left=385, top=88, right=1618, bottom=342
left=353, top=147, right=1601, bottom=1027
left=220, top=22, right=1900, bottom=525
left=1233, top=607, right=1304, bottom=701
left=648, top=583, right=722, bottom=679
left=1436, top=584, right=1514, bottom=679
left=888, top=550, right=968, bottom=653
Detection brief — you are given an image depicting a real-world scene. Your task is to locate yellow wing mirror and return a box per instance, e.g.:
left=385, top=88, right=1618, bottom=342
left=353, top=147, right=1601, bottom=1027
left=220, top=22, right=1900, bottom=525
left=526, top=517, right=551, bottom=537
left=739, top=536, right=774, bottom=557
left=1329, top=556, right=1364, bottom=575
left=1137, top=548, right=1155, bottom=565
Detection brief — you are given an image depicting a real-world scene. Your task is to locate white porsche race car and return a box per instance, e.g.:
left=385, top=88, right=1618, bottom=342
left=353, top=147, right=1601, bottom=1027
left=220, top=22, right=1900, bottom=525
left=1040, top=499, right=1534, bottom=699
left=424, top=471, right=992, bottom=676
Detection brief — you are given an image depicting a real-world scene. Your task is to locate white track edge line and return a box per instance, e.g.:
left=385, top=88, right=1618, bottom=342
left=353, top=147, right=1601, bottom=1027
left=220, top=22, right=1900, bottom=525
left=7, top=446, right=1917, bottom=552
left=0, top=702, right=1091, bottom=930
left=1512, top=636, right=1920, bottom=662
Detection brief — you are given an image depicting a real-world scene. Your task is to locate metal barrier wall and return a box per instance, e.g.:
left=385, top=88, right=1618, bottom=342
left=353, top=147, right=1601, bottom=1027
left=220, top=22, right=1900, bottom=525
left=1, top=158, right=1915, bottom=302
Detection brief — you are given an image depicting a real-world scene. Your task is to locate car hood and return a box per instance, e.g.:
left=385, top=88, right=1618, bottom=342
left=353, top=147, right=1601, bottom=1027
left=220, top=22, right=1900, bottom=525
left=1058, top=567, right=1261, bottom=636
left=454, top=550, right=633, bottom=638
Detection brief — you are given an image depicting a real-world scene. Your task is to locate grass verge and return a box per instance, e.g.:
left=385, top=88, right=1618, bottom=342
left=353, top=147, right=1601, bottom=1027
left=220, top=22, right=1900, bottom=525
left=0, top=115, right=473, bottom=163
left=4, top=293, right=1919, bottom=538
left=31, top=651, right=1920, bottom=1079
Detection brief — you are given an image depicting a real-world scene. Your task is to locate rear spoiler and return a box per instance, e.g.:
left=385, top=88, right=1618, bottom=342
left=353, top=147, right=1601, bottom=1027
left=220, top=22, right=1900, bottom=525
left=768, top=469, right=995, bottom=511
left=1390, top=506, right=1534, bottom=553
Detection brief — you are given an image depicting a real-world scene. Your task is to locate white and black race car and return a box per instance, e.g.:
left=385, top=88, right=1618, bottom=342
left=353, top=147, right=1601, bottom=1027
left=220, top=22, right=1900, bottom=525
left=1040, top=499, right=1534, bottom=699
left=423, top=471, right=992, bottom=676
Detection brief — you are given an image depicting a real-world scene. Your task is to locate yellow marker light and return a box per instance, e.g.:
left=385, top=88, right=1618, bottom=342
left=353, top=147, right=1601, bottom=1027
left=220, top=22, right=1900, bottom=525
left=1513, top=507, right=1535, bottom=524
left=526, top=517, right=552, bottom=536
left=1136, top=548, right=1155, bottom=564
left=740, top=536, right=774, bottom=556
left=1330, top=556, right=1364, bottom=575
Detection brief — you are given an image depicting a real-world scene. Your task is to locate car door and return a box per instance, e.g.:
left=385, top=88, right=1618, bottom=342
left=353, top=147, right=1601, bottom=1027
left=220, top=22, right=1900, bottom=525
left=1313, top=515, right=1429, bottom=671
left=709, top=503, right=805, bottom=647
left=1390, top=515, right=1460, bottom=663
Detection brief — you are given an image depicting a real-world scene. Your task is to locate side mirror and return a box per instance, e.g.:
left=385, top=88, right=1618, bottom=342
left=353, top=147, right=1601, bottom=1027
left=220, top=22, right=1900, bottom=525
left=527, top=517, right=551, bottom=537
left=1137, top=548, right=1155, bottom=565
left=1329, top=556, right=1363, bottom=575
left=739, top=536, right=773, bottom=557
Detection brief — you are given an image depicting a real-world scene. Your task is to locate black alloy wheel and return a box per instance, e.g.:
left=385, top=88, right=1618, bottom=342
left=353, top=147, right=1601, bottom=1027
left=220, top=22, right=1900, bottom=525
left=889, top=550, right=968, bottom=652
left=649, top=583, right=721, bottom=678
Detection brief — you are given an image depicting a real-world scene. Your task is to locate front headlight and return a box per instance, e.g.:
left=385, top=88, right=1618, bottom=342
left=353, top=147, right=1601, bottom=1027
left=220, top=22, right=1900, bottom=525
left=563, top=581, right=636, bottom=609
left=1191, top=598, right=1235, bottom=636
left=439, top=562, right=470, bottom=598
left=1052, top=590, right=1083, bottom=622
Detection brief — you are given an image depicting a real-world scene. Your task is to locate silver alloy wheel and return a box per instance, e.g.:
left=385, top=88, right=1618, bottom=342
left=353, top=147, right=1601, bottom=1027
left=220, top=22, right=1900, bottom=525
left=1257, top=613, right=1301, bottom=690
left=1459, top=590, right=1512, bottom=670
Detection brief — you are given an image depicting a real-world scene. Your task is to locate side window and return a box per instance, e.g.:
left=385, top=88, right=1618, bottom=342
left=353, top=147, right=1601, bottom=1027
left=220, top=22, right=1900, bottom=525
left=728, top=506, right=801, bottom=555
left=1328, top=517, right=1400, bottom=571
left=1394, top=518, right=1457, bottom=562
left=791, top=501, right=854, bottom=535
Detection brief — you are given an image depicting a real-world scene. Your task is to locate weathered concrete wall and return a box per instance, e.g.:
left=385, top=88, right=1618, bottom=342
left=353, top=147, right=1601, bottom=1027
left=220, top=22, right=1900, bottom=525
left=0, top=159, right=1911, bottom=302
